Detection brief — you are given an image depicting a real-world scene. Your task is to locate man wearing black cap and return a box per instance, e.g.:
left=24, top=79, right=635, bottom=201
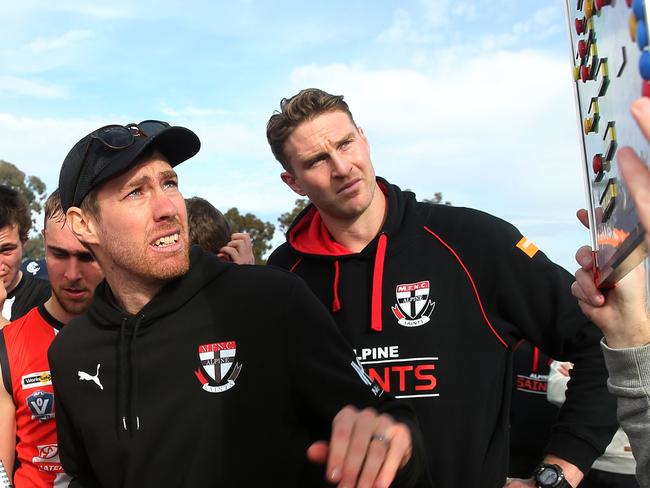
left=48, top=121, right=430, bottom=487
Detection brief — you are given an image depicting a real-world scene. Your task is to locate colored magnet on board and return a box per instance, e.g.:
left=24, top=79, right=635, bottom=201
left=638, top=20, right=649, bottom=49
left=586, top=0, right=595, bottom=17
left=634, top=0, right=646, bottom=21
left=596, top=0, right=611, bottom=9
left=627, top=0, right=633, bottom=7
left=593, top=154, right=604, bottom=174
left=581, top=65, right=591, bottom=82
left=578, top=40, right=587, bottom=59
left=642, top=80, right=650, bottom=97
left=630, top=14, right=638, bottom=42
left=640, top=50, right=650, bottom=80
left=576, top=17, right=586, bottom=34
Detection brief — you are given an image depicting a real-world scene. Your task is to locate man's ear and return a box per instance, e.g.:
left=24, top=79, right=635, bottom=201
left=66, top=207, right=100, bottom=246
left=280, top=171, right=307, bottom=197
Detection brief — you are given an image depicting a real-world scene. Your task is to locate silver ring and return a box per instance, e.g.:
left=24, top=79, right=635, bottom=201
left=370, top=434, right=389, bottom=444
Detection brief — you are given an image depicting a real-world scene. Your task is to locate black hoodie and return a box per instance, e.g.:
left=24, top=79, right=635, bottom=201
left=49, top=246, right=430, bottom=487
left=267, top=177, right=618, bottom=488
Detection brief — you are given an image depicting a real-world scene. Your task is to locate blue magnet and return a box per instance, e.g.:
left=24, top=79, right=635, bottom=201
left=634, top=0, right=646, bottom=22
left=640, top=50, right=650, bottom=79
left=638, top=19, right=649, bottom=49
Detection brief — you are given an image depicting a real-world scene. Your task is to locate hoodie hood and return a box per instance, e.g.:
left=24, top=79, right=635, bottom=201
left=285, top=177, right=418, bottom=332
left=88, top=245, right=229, bottom=327
left=87, top=246, right=231, bottom=437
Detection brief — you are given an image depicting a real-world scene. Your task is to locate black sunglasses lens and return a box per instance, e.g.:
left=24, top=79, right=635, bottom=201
left=138, top=120, right=170, bottom=137
left=96, top=126, right=134, bottom=149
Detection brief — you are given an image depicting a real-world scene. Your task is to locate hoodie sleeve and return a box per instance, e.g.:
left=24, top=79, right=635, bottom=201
left=601, top=340, right=650, bottom=487
left=282, top=277, right=431, bottom=487
left=49, top=342, right=102, bottom=488
left=450, top=209, right=618, bottom=475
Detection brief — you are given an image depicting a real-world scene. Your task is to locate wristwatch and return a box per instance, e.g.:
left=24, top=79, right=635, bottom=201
left=532, top=463, right=573, bottom=488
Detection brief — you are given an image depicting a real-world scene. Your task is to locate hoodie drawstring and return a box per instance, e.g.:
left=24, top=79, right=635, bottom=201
left=118, top=318, right=128, bottom=437
left=332, top=260, right=341, bottom=312
left=371, top=233, right=388, bottom=332
left=118, top=314, right=144, bottom=437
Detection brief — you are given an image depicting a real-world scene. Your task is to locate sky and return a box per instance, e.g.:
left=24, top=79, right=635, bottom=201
left=0, top=0, right=592, bottom=271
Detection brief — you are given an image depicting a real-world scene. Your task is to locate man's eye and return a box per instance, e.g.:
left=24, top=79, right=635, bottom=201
left=127, top=188, right=142, bottom=198
left=163, top=180, right=178, bottom=189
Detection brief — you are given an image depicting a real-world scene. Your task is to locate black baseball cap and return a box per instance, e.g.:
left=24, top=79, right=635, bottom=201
left=58, top=122, right=201, bottom=212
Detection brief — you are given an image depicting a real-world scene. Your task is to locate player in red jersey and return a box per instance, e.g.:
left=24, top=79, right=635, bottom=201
left=0, top=190, right=103, bottom=487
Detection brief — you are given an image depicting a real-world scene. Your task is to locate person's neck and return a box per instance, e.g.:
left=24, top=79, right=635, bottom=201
left=320, top=184, right=387, bottom=253
left=103, top=267, right=166, bottom=315
left=44, top=294, right=74, bottom=325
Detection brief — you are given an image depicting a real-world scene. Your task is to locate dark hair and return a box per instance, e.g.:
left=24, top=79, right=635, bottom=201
left=185, top=197, right=231, bottom=254
left=266, top=88, right=356, bottom=171
left=0, top=185, right=31, bottom=242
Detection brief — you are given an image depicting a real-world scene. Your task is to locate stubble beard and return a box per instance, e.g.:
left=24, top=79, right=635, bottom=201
left=99, top=226, right=191, bottom=286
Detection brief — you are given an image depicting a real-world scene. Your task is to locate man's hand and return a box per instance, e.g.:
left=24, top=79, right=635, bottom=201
left=504, top=455, right=583, bottom=487
left=307, top=405, right=412, bottom=488
left=217, top=232, right=255, bottom=264
left=572, top=242, right=650, bottom=348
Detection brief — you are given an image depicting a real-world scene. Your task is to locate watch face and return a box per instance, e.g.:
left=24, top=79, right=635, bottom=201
left=538, top=468, right=559, bottom=485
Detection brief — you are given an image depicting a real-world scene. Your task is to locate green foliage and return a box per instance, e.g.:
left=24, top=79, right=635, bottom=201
left=224, top=207, right=275, bottom=264
left=277, top=198, right=309, bottom=234
left=0, top=160, right=48, bottom=226
left=23, top=235, right=45, bottom=260
left=422, top=192, right=452, bottom=206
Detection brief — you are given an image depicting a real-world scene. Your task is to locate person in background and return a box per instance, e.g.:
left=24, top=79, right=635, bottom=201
left=0, top=185, right=50, bottom=327
left=185, top=196, right=254, bottom=264
left=548, top=360, right=637, bottom=487
left=509, top=342, right=559, bottom=479
left=0, top=190, right=104, bottom=486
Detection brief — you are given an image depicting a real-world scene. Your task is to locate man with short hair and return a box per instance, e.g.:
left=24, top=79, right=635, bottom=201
left=49, top=121, right=429, bottom=487
left=185, top=196, right=254, bottom=264
left=0, top=190, right=104, bottom=487
left=0, top=186, right=50, bottom=326
left=266, top=88, right=618, bottom=488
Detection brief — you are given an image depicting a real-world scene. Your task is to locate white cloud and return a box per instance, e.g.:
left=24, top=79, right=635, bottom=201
left=0, top=29, right=95, bottom=75
left=25, top=30, right=94, bottom=55
left=158, top=103, right=229, bottom=119
left=0, top=76, right=69, bottom=99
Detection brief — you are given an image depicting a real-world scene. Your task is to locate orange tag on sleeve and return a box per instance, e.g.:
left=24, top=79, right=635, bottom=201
left=516, top=237, right=539, bottom=258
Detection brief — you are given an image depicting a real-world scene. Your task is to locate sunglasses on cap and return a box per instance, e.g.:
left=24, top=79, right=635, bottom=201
left=84, top=120, right=171, bottom=151
left=71, top=120, right=171, bottom=206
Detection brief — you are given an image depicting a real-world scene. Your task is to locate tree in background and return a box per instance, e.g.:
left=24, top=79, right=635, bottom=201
left=224, top=208, right=275, bottom=264
left=423, top=192, right=452, bottom=206
left=277, top=198, right=309, bottom=234
left=0, top=160, right=48, bottom=259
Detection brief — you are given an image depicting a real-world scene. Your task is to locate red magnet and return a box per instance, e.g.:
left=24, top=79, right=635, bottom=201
left=578, top=40, right=587, bottom=58
left=592, top=154, right=604, bottom=174
left=643, top=80, right=650, bottom=97
left=581, top=65, right=590, bottom=82
left=576, top=17, right=586, bottom=34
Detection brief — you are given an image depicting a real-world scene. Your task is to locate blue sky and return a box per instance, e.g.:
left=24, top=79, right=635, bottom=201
left=1, top=0, right=590, bottom=270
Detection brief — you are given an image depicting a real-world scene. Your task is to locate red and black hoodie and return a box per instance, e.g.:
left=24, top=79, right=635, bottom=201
left=268, top=177, right=618, bottom=488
